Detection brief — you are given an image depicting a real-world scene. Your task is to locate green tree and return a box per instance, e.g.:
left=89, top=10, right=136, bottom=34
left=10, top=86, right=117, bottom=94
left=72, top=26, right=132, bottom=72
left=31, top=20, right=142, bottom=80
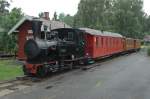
left=59, top=13, right=65, bottom=21
left=142, top=15, right=150, bottom=36
left=58, top=13, right=74, bottom=27
left=0, top=0, right=9, bottom=15
left=38, top=12, right=44, bottom=18
left=75, top=0, right=145, bottom=38
left=0, top=0, right=10, bottom=51
left=52, top=12, right=58, bottom=21
left=0, top=0, right=10, bottom=29
left=0, top=3, right=23, bottom=53
left=2, top=8, right=23, bottom=31
left=76, top=0, right=114, bottom=30
left=112, top=0, right=144, bottom=38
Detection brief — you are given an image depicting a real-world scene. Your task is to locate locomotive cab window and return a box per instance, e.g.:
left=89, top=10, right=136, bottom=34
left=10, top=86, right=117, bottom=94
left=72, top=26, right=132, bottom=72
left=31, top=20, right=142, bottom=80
left=50, top=29, right=76, bottom=42
left=67, top=32, right=74, bottom=41
left=47, top=31, right=58, bottom=41
left=61, top=31, right=74, bottom=41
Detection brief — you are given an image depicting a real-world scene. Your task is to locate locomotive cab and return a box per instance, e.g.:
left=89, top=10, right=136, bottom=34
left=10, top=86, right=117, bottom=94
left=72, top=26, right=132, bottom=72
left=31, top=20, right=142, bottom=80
left=50, top=28, right=85, bottom=59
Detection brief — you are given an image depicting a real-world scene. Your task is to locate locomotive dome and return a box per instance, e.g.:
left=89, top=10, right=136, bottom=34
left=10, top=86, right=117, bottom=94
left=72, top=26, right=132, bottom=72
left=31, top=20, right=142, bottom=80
left=79, top=28, right=123, bottom=38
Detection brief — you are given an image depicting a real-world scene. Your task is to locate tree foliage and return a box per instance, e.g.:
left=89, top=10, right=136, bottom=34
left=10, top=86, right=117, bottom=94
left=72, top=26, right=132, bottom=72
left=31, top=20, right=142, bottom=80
left=75, top=0, right=149, bottom=39
left=52, top=12, right=58, bottom=21
left=0, top=0, right=9, bottom=15
left=58, top=13, right=74, bottom=27
left=75, top=0, right=114, bottom=30
left=0, top=0, right=23, bottom=53
left=112, top=0, right=144, bottom=38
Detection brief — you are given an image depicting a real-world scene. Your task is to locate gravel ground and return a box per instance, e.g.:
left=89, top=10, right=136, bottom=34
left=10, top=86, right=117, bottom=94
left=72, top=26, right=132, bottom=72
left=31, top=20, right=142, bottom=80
left=1, top=51, right=150, bottom=99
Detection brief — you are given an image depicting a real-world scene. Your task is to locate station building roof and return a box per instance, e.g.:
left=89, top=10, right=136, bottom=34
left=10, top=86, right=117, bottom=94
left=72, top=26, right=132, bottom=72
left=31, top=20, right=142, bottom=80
left=8, top=15, right=71, bottom=35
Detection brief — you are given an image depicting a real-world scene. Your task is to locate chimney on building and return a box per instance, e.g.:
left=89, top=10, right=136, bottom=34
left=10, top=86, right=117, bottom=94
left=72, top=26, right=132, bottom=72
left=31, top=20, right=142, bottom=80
left=42, top=12, right=50, bottom=20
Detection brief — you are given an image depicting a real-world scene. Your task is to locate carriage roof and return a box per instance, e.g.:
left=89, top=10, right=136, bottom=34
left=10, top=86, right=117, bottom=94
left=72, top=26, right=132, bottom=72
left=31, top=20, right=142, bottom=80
left=79, top=28, right=123, bottom=38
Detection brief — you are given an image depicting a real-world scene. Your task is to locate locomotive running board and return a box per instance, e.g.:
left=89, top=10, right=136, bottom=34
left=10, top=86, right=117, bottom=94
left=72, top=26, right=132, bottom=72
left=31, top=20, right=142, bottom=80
left=63, top=57, right=86, bottom=62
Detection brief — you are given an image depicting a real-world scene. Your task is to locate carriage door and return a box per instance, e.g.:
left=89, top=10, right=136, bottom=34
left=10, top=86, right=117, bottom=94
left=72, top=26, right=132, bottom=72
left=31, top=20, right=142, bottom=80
left=76, top=31, right=85, bottom=58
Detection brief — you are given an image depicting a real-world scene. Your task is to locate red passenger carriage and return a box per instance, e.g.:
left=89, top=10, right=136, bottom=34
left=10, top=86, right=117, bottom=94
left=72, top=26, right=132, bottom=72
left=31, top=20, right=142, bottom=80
left=81, top=28, right=124, bottom=59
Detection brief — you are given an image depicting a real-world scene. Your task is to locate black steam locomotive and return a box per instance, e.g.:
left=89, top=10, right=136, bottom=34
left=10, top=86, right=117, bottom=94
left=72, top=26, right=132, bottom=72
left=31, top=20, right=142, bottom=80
left=23, top=21, right=90, bottom=76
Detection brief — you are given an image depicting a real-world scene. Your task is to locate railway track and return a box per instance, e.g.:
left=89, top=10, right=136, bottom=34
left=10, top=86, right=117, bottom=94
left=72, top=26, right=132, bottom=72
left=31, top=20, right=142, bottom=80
left=0, top=54, right=16, bottom=60
left=0, top=76, right=39, bottom=97
left=0, top=66, right=89, bottom=97
left=0, top=52, right=136, bottom=97
left=0, top=70, right=80, bottom=97
left=0, top=76, right=44, bottom=89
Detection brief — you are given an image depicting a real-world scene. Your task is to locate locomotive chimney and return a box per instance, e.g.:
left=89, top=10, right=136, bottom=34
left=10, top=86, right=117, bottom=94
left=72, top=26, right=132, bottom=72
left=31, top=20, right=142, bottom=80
left=42, top=12, right=50, bottom=20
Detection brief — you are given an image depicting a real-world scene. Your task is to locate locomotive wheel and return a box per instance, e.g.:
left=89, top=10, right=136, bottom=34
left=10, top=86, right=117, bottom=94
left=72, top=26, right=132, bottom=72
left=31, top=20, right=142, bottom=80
left=23, top=65, right=30, bottom=76
left=83, top=58, right=95, bottom=65
left=36, top=66, right=47, bottom=77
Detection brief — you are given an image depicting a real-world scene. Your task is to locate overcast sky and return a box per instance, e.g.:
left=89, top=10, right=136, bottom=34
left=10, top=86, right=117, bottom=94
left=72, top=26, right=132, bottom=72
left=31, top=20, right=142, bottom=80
left=10, top=0, right=150, bottom=18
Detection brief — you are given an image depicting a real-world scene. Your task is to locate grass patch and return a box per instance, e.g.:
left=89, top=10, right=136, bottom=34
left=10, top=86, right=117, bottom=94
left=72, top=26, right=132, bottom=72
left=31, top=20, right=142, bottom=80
left=0, top=59, right=23, bottom=81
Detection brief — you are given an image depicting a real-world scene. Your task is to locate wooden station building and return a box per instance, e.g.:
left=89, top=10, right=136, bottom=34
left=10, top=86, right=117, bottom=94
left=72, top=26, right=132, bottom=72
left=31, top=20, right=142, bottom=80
left=8, top=12, right=70, bottom=60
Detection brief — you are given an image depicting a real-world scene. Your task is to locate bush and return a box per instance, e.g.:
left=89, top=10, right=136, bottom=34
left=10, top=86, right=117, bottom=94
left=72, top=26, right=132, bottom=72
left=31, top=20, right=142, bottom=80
left=147, top=47, right=150, bottom=56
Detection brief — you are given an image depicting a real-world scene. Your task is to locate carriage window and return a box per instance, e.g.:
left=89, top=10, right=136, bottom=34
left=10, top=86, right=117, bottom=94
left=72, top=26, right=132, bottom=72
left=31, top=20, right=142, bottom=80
left=106, top=38, right=108, bottom=47
left=107, top=38, right=108, bottom=47
left=111, top=38, right=113, bottom=47
left=98, top=37, right=101, bottom=48
left=96, top=37, right=99, bottom=48
left=109, top=38, right=111, bottom=47
left=109, top=39, right=110, bottom=47
left=104, top=38, right=105, bottom=47
left=112, top=39, right=113, bottom=47
left=101, top=38, right=103, bottom=47
left=116, top=39, right=118, bottom=47
left=115, top=39, right=116, bottom=47
left=109, top=38, right=112, bottom=47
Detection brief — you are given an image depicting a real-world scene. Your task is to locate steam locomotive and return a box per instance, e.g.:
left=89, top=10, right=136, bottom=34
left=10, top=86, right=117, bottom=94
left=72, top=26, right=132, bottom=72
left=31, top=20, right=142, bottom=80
left=23, top=20, right=141, bottom=77
left=23, top=21, right=89, bottom=77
